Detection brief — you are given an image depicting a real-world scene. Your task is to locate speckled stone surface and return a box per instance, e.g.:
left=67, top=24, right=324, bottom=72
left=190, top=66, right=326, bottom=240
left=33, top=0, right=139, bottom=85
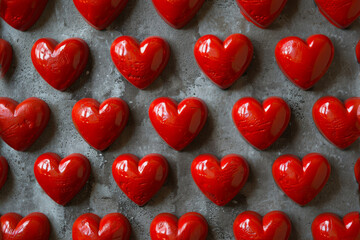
left=0, top=0, right=359, bottom=239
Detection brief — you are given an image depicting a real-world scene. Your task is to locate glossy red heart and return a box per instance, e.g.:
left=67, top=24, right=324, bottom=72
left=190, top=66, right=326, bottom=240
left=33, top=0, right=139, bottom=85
left=355, top=158, right=360, bottom=191
left=0, top=212, right=50, bottom=240
left=0, top=97, right=50, bottom=151
left=149, top=97, right=208, bottom=151
left=0, top=0, right=48, bottom=31
left=191, top=154, right=249, bottom=206
left=0, top=156, right=8, bottom=190
left=112, top=154, right=168, bottom=206
left=72, top=213, right=131, bottom=240
left=275, top=34, right=334, bottom=90
left=31, top=38, right=89, bottom=91
left=34, top=152, right=91, bottom=206
left=194, top=34, right=253, bottom=89
left=150, top=212, right=208, bottom=240
left=236, top=0, right=288, bottom=28
left=315, top=0, right=360, bottom=28
left=233, top=211, right=292, bottom=240
left=0, top=39, right=12, bottom=77
left=272, top=153, right=331, bottom=205
left=110, top=36, right=170, bottom=89
left=312, top=212, right=360, bottom=239
left=73, top=0, right=128, bottom=30
left=356, top=41, right=360, bottom=63
left=313, top=96, right=360, bottom=149
left=151, top=0, right=205, bottom=28
left=232, top=97, right=291, bottom=150
left=72, top=98, right=129, bottom=151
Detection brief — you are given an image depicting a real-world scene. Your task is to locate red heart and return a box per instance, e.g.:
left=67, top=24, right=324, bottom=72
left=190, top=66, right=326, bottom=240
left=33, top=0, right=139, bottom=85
left=232, top=97, right=291, bottom=150
left=0, top=97, right=50, bottom=151
left=0, top=39, right=12, bottom=77
left=112, top=154, right=168, bottom=206
left=110, top=36, right=170, bottom=89
left=150, top=212, right=208, bottom=240
left=272, top=153, right=331, bottom=205
left=31, top=38, right=89, bottom=91
left=0, top=0, right=48, bottom=31
left=315, top=0, right=360, bottom=28
left=355, top=158, right=360, bottom=191
left=72, top=98, right=129, bottom=151
left=275, top=34, right=334, bottom=90
left=312, top=212, right=360, bottom=239
left=151, top=0, right=205, bottom=28
left=236, top=0, right=288, bottom=28
left=149, top=97, right=208, bottom=151
left=34, top=152, right=91, bottom=206
left=0, top=212, right=50, bottom=240
left=194, top=34, right=253, bottom=89
left=191, top=154, right=249, bottom=206
left=233, top=211, right=292, bottom=240
left=356, top=40, right=360, bottom=63
left=312, top=96, right=360, bottom=149
left=72, top=213, right=131, bottom=240
left=73, top=0, right=128, bottom=30
left=0, top=156, right=8, bottom=190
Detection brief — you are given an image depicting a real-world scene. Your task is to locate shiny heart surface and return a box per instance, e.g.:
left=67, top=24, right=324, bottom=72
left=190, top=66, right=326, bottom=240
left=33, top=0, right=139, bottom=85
left=275, top=34, right=334, bottom=90
left=312, top=212, right=360, bottom=239
left=111, top=36, right=170, bottom=89
left=315, top=0, right=360, bottom=28
left=31, top=38, right=89, bottom=91
left=233, top=211, right=292, bottom=240
left=272, top=153, right=331, bottom=205
left=112, top=154, right=168, bottom=206
left=191, top=154, right=249, bottom=206
left=72, top=213, right=131, bottom=240
left=73, top=0, right=128, bottom=30
left=313, top=96, right=360, bottom=149
left=355, top=158, right=360, bottom=190
left=72, top=98, right=129, bottom=151
left=149, top=97, right=208, bottom=151
left=0, top=156, right=8, bottom=190
left=0, top=39, right=12, bottom=77
left=232, top=97, right=291, bottom=150
left=194, top=34, right=253, bottom=89
left=151, top=0, right=205, bottom=28
left=0, top=212, right=50, bottom=240
left=150, top=212, right=208, bottom=240
left=34, top=152, right=91, bottom=206
left=0, top=0, right=48, bottom=31
left=236, top=0, right=288, bottom=28
left=0, top=97, right=50, bottom=151
left=356, top=40, right=360, bottom=63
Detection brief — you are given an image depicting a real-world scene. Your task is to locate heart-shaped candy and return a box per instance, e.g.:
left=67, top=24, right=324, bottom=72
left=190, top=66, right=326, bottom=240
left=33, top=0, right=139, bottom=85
left=72, top=98, right=129, bottom=151
left=355, top=158, right=360, bottom=190
left=0, top=97, right=50, bottom=151
left=312, top=212, right=360, bottom=239
left=315, top=0, right=360, bottom=28
left=191, top=154, right=249, bottom=206
left=272, top=153, right=331, bottom=205
left=233, top=211, right=292, bottom=240
left=236, top=0, right=288, bottom=28
left=0, top=156, right=8, bottom=190
left=111, top=36, right=170, bottom=89
left=150, top=212, right=208, bottom=240
left=31, top=38, right=89, bottom=91
left=0, top=212, right=50, bottom=240
left=313, top=96, right=360, bottom=149
left=73, top=0, right=128, bottom=30
left=0, top=0, right=48, bottom=31
left=112, top=154, right=168, bottom=206
left=232, top=97, right=291, bottom=150
left=34, top=152, right=91, bottom=205
left=149, top=97, right=208, bottom=151
left=194, top=34, right=253, bottom=89
left=356, top=41, right=360, bottom=63
left=275, top=34, right=334, bottom=90
left=0, top=39, right=12, bottom=77
left=72, top=213, right=131, bottom=240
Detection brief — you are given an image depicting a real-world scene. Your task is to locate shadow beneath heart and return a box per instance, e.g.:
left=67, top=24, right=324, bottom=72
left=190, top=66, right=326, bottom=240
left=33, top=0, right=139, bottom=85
left=110, top=0, right=139, bottom=31
left=3, top=43, right=18, bottom=82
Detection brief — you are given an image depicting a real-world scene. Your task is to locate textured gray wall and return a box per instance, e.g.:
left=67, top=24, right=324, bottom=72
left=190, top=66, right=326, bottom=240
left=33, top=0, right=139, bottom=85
left=0, top=0, right=359, bottom=239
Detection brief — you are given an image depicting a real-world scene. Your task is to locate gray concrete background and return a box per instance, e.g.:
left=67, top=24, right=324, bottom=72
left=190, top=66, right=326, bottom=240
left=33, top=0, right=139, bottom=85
left=0, top=0, right=359, bottom=239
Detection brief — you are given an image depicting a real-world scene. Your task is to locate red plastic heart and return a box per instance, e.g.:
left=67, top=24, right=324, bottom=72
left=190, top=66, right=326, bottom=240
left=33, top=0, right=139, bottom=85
left=0, top=39, right=12, bottom=77
left=355, top=158, right=360, bottom=191
left=0, top=156, right=8, bottom=190
left=356, top=40, right=360, bottom=63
